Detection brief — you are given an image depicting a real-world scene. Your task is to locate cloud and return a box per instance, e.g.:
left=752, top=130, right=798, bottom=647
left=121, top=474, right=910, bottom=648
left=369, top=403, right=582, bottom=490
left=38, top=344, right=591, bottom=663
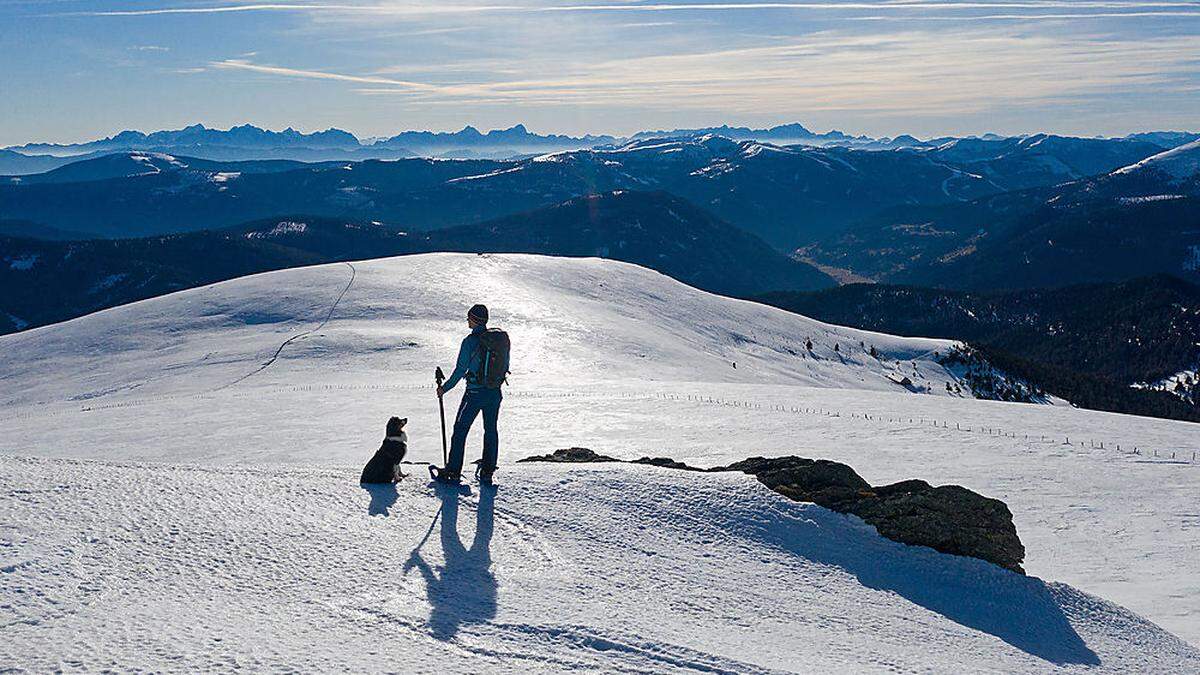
left=209, top=59, right=439, bottom=90
left=75, top=3, right=520, bottom=18
left=128, top=45, right=170, bottom=52
left=26, top=0, right=1198, bottom=137
left=215, top=28, right=1200, bottom=119
left=66, top=1, right=1200, bottom=20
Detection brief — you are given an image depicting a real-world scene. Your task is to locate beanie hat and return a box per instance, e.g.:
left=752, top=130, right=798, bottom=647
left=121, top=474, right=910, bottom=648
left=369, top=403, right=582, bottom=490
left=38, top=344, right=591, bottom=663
left=468, top=304, right=489, bottom=323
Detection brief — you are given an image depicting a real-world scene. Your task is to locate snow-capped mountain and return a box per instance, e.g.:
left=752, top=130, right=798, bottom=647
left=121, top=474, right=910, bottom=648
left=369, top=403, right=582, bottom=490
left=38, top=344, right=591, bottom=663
left=3, top=131, right=1178, bottom=248
left=807, top=139, right=1200, bottom=291
left=370, top=123, right=617, bottom=158
left=4, top=253, right=1200, bottom=669
left=920, top=134, right=1165, bottom=191
left=1114, top=138, right=1200, bottom=180
left=13, top=123, right=362, bottom=156
left=0, top=137, right=1002, bottom=245
left=0, top=123, right=618, bottom=171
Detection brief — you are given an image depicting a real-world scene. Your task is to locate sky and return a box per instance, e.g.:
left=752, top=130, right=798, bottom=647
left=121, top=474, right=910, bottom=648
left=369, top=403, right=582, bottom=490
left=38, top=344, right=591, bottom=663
left=1, top=0, right=1198, bottom=146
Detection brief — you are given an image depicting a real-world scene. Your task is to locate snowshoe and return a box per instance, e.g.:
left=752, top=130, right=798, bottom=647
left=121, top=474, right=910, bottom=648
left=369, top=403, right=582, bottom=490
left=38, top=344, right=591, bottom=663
left=473, top=459, right=497, bottom=486
left=428, top=465, right=461, bottom=484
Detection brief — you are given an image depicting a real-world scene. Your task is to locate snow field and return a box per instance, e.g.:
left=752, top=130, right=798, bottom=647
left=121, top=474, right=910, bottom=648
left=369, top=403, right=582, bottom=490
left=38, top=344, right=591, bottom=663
left=4, top=456, right=1199, bottom=673
left=3, top=253, right=1200, bottom=668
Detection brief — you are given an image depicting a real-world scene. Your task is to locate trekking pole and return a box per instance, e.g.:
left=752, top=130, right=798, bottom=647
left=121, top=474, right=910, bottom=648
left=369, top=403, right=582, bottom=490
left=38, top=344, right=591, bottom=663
left=403, top=505, right=443, bottom=575
left=435, top=367, right=448, bottom=466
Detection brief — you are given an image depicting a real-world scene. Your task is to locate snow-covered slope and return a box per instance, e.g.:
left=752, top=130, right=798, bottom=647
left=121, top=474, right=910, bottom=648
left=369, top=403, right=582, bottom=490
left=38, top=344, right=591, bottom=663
left=0, top=253, right=978, bottom=407
left=5, top=456, right=1198, bottom=673
left=1114, top=138, right=1200, bottom=178
left=3, top=253, right=1200, bottom=669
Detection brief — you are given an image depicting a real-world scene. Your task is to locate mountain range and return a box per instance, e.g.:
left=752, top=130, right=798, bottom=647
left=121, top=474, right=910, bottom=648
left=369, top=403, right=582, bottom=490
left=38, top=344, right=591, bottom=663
left=804, top=140, right=1200, bottom=290
left=0, top=190, right=831, bottom=335
left=0, top=123, right=617, bottom=172
left=2, top=133, right=1175, bottom=248
left=4, top=121, right=1195, bottom=175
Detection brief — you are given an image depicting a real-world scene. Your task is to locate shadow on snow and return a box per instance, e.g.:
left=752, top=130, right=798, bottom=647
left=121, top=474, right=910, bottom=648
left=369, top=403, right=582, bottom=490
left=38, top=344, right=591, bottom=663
left=362, top=482, right=399, bottom=516
left=735, top=499, right=1101, bottom=666
left=403, top=483, right=497, bottom=641
left=382, top=475, right=1100, bottom=665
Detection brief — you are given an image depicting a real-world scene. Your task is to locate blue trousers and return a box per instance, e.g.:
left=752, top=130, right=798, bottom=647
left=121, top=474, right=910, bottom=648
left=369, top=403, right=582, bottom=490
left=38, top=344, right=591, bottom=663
left=445, top=387, right=502, bottom=476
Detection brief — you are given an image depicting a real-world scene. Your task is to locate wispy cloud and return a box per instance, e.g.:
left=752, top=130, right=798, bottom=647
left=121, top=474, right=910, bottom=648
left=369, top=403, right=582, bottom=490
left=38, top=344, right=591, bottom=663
left=210, top=59, right=439, bottom=90
left=215, top=28, right=1200, bottom=118
left=75, top=3, right=518, bottom=17
left=9, top=0, right=1199, bottom=141
left=67, top=1, right=1200, bottom=20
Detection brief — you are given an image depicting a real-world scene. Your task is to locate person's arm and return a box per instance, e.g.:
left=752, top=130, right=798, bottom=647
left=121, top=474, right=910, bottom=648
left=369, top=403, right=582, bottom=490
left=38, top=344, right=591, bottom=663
left=439, top=336, right=472, bottom=394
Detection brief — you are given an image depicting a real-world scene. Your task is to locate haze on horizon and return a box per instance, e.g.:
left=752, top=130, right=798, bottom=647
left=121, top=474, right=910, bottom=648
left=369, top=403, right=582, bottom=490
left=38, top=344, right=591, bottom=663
left=2, top=0, right=1199, bottom=147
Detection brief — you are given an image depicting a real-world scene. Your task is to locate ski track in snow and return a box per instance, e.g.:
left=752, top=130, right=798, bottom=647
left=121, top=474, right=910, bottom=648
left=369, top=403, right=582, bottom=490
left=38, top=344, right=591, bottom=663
left=218, top=261, right=357, bottom=390
left=3, top=253, right=1200, bottom=669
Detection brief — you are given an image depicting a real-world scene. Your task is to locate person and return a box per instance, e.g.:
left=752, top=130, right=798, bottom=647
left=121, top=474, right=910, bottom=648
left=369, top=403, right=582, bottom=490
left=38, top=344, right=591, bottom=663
left=435, top=304, right=503, bottom=485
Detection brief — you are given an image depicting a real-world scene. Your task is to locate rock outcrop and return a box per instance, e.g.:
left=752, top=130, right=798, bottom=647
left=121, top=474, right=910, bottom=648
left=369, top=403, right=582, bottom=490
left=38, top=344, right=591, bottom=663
left=519, top=448, right=1026, bottom=573
left=717, top=457, right=1025, bottom=573
left=518, top=447, right=621, bottom=463
left=631, top=457, right=703, bottom=471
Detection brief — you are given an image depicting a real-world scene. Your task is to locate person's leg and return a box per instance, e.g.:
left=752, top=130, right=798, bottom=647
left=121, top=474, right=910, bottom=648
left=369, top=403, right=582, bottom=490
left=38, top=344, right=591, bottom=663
left=480, top=388, right=502, bottom=475
left=446, top=390, right=483, bottom=476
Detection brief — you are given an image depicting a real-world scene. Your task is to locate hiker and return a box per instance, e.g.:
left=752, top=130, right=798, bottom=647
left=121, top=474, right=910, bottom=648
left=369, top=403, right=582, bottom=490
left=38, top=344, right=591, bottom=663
left=431, top=304, right=509, bottom=485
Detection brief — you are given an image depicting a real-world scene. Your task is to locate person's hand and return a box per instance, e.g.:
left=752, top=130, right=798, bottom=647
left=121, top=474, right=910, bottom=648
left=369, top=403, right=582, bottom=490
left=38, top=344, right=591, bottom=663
left=436, top=385, right=445, bottom=397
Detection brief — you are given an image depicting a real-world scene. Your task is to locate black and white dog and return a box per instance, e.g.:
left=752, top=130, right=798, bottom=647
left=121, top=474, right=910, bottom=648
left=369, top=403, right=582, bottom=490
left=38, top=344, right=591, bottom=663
left=360, top=416, right=409, bottom=483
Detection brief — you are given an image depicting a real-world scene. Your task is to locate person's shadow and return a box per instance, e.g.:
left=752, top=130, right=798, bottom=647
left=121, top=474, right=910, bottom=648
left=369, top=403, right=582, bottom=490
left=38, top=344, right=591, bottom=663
left=404, top=483, right=497, bottom=641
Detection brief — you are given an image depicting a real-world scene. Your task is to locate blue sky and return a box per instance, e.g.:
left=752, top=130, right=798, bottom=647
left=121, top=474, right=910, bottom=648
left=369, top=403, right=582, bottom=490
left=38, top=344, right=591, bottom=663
left=2, top=0, right=1198, bottom=145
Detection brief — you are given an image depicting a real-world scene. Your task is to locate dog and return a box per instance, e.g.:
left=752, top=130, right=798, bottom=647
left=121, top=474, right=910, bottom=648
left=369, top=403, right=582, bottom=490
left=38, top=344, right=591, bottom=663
left=360, top=416, right=409, bottom=483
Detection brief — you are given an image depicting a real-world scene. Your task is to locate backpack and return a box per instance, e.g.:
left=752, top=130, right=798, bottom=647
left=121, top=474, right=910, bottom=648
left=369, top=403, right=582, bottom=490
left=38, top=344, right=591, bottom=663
left=474, top=328, right=510, bottom=389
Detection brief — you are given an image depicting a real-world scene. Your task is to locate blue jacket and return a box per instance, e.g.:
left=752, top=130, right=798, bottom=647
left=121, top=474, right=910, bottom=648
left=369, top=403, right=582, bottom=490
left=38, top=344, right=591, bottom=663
left=441, top=325, right=488, bottom=393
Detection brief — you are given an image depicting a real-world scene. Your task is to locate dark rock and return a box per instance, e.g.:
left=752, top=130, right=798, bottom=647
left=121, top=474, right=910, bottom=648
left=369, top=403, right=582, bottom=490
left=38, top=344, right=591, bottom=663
left=517, top=447, right=620, bottom=463
left=716, top=456, right=1024, bottom=573
left=631, top=457, right=703, bottom=471
left=848, top=482, right=1026, bottom=573
left=718, top=456, right=872, bottom=510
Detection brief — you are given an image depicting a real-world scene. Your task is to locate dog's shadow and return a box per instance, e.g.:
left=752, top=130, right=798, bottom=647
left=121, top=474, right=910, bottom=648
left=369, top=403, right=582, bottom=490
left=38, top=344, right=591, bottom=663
left=361, top=483, right=400, bottom=516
